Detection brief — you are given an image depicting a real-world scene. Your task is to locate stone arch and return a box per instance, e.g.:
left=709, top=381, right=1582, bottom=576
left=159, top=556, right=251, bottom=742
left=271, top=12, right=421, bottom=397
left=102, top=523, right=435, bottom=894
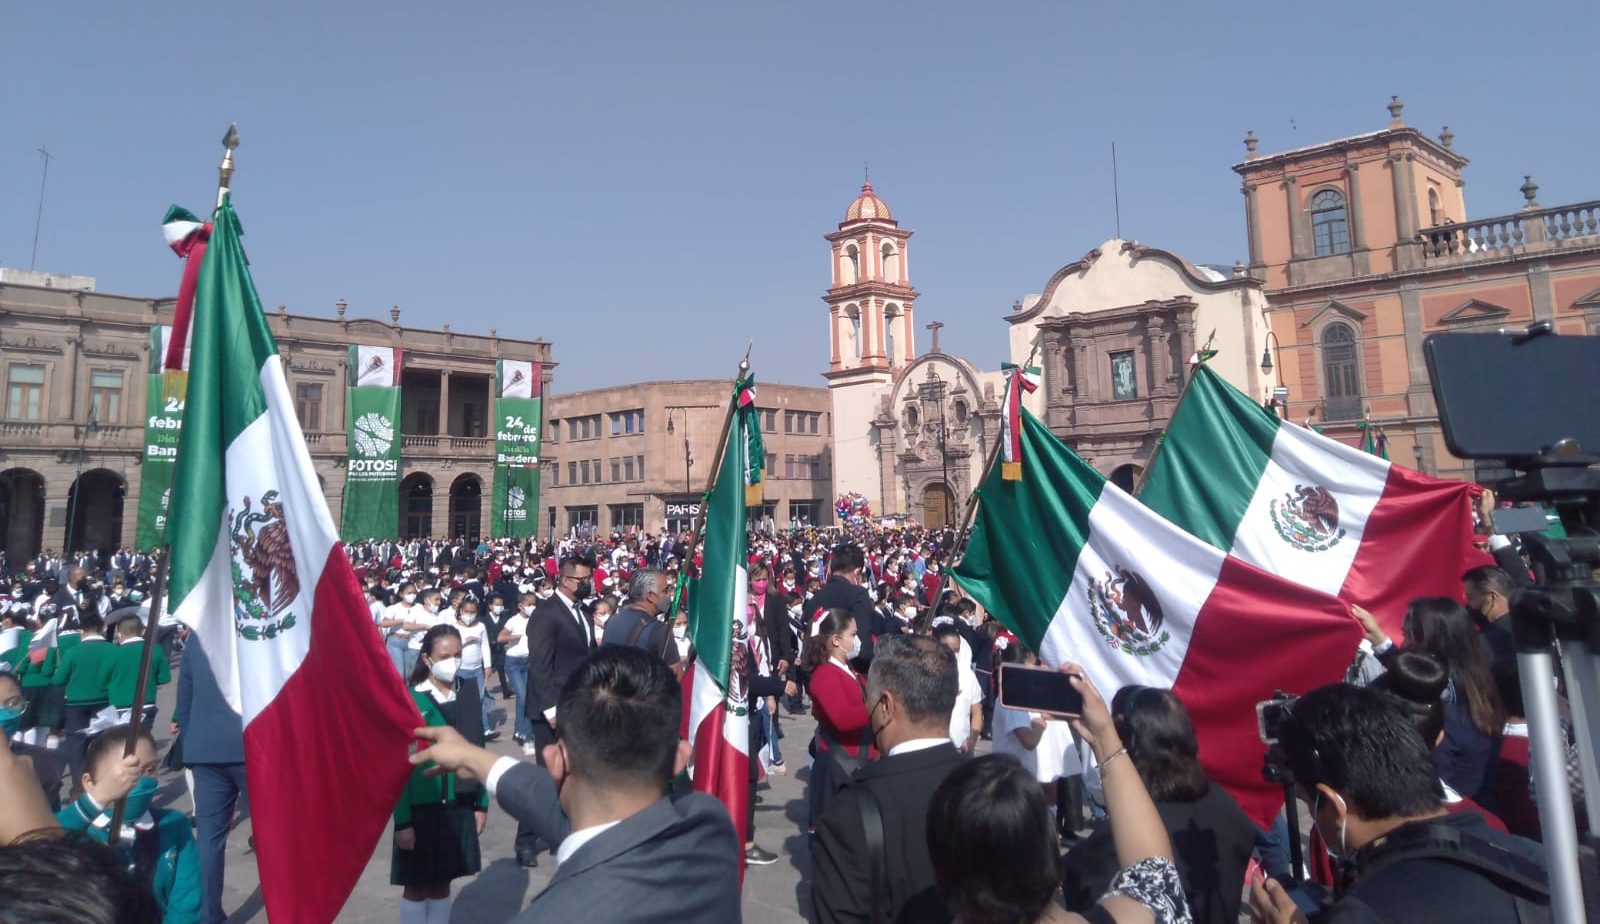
left=400, top=472, right=434, bottom=539
left=449, top=473, right=484, bottom=540
left=1109, top=463, right=1143, bottom=493
left=65, top=468, right=127, bottom=554
left=920, top=482, right=955, bottom=529
left=0, top=468, right=47, bottom=561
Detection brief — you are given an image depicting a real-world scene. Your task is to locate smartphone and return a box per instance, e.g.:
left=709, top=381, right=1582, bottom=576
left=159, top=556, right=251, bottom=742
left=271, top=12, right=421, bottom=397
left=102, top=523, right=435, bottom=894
left=998, top=663, right=1085, bottom=717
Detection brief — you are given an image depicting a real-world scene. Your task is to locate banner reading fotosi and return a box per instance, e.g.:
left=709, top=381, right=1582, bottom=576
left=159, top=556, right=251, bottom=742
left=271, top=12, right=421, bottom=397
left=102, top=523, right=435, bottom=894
left=492, top=359, right=542, bottom=539
left=340, top=345, right=403, bottom=541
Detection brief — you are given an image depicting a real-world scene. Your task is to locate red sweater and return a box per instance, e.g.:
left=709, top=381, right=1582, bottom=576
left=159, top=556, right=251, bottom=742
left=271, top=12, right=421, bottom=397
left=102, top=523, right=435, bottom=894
left=810, top=661, right=875, bottom=760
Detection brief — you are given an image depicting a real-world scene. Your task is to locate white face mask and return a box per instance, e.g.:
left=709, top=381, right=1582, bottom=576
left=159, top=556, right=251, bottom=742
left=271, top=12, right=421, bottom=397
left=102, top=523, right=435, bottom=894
left=673, top=625, right=688, bottom=640
left=489, top=606, right=504, bottom=615
left=429, top=657, right=460, bottom=684
left=848, top=635, right=862, bottom=659
left=460, top=612, right=477, bottom=625
left=402, top=594, right=417, bottom=605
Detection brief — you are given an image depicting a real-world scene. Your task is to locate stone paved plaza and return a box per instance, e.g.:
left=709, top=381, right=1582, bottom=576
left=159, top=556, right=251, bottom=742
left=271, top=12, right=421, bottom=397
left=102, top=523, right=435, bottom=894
left=146, top=670, right=820, bottom=923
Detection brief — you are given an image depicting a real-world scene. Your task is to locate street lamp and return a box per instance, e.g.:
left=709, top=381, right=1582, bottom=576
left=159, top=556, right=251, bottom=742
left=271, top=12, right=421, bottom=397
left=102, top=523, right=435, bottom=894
left=666, top=408, right=693, bottom=495
left=929, top=374, right=952, bottom=528
left=1260, top=330, right=1288, bottom=419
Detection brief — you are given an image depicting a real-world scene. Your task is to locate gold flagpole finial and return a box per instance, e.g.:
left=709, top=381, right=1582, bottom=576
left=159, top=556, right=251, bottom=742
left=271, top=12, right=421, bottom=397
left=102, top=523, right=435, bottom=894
left=217, top=123, right=239, bottom=208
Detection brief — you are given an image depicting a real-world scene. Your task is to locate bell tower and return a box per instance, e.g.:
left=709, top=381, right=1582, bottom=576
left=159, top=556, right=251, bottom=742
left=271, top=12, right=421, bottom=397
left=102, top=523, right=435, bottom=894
left=824, top=180, right=918, bottom=519
left=824, top=181, right=917, bottom=373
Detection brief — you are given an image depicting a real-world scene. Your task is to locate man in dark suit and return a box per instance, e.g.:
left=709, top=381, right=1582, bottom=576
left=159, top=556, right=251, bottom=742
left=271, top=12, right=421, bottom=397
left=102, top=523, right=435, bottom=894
left=805, top=544, right=880, bottom=671
left=811, top=634, right=963, bottom=924
left=516, top=553, right=595, bottom=866
left=412, top=646, right=741, bottom=923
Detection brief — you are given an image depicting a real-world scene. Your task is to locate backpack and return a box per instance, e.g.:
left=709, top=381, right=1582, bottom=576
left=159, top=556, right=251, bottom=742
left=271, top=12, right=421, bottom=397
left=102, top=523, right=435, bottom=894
left=1346, top=819, right=1553, bottom=923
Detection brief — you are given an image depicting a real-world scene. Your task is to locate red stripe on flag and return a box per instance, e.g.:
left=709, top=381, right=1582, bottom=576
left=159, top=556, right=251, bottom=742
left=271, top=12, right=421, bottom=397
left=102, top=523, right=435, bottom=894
left=245, top=544, right=421, bottom=924
left=690, top=700, right=749, bottom=877
left=1171, top=556, right=1362, bottom=827
left=167, top=222, right=212, bottom=371
left=1339, top=465, right=1478, bottom=642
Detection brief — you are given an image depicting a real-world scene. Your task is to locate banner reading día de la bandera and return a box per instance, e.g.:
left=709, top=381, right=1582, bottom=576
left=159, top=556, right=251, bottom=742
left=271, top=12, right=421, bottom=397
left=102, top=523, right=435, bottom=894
left=492, top=360, right=543, bottom=539
left=341, top=345, right=403, bottom=541
left=135, top=325, right=189, bottom=550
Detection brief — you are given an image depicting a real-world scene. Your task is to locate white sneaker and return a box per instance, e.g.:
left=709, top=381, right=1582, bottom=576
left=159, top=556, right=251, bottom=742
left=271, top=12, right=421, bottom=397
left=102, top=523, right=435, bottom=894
left=522, top=742, right=537, bottom=756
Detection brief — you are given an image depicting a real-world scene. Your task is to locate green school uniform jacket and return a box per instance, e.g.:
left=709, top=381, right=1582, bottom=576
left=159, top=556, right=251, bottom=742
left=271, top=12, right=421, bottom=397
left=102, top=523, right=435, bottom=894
left=53, top=636, right=118, bottom=705
left=394, top=686, right=489, bottom=829
left=107, top=639, right=172, bottom=708
left=58, top=796, right=201, bottom=924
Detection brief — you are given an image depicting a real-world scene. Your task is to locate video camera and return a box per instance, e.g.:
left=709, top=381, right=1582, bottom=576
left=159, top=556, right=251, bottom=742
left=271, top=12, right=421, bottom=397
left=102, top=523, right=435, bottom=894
left=1427, top=322, right=1600, bottom=924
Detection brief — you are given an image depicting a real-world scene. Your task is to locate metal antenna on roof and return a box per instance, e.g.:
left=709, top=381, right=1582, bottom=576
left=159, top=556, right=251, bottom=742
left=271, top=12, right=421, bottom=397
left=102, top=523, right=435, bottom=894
left=864, top=161, right=870, bottom=185
left=30, top=146, right=54, bottom=270
left=1111, top=141, right=1122, bottom=239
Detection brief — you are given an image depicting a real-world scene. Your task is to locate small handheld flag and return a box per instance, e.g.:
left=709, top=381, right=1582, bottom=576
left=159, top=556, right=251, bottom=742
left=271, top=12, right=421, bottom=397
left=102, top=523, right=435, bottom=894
left=1000, top=363, right=1040, bottom=481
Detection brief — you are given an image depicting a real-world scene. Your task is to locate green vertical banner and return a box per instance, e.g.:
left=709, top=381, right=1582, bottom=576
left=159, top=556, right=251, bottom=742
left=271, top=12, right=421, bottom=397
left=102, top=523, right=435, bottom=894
left=135, top=325, right=189, bottom=550
left=492, top=360, right=542, bottom=539
left=341, top=345, right=404, bottom=540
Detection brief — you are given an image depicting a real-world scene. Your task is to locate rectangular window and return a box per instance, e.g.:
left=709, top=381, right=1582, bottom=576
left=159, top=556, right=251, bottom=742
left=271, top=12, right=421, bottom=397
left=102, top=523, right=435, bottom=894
left=5, top=364, right=44, bottom=421
left=790, top=500, right=820, bottom=525
left=568, top=461, right=578, bottom=484
left=551, top=463, right=558, bottom=486
left=89, top=369, right=124, bottom=423
left=785, top=454, right=798, bottom=479
left=784, top=411, right=795, bottom=434
left=760, top=408, right=777, bottom=433
left=611, top=457, right=622, bottom=482
left=1110, top=351, right=1138, bottom=401
left=293, top=381, right=322, bottom=431
left=567, top=506, right=598, bottom=529
left=636, top=455, right=644, bottom=480
left=809, top=412, right=820, bottom=434
left=623, top=456, right=635, bottom=481
left=611, top=414, right=622, bottom=436
left=612, top=504, right=644, bottom=530
left=765, top=451, right=776, bottom=475
left=462, top=401, right=484, bottom=438
left=549, top=420, right=560, bottom=443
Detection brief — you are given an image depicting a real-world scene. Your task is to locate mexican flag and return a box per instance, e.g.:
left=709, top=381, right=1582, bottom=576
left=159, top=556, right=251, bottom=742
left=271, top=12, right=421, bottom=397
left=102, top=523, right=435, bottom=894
left=952, top=409, right=1360, bottom=825
left=685, top=373, right=759, bottom=866
left=1138, top=365, right=1478, bottom=641
left=165, top=195, right=421, bottom=923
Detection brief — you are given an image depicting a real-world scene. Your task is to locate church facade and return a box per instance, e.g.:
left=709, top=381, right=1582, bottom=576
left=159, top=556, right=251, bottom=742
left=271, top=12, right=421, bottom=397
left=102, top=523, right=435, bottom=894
left=824, top=185, right=1269, bottom=525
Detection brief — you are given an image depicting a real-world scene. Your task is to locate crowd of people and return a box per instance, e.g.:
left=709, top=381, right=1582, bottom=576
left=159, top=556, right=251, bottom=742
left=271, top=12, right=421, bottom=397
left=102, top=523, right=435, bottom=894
left=0, top=517, right=1584, bottom=923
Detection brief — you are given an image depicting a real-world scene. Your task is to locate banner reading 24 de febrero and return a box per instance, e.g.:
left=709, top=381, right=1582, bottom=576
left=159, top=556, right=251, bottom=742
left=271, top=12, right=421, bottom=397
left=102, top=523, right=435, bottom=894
left=135, top=325, right=189, bottom=550
left=341, top=345, right=403, bottom=541
left=492, top=360, right=542, bottom=539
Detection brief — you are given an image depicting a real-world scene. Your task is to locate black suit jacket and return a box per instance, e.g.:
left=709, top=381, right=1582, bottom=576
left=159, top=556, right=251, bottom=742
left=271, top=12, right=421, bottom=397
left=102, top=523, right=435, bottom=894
left=525, top=593, right=593, bottom=721
left=495, top=762, right=741, bottom=923
left=811, top=742, right=964, bottom=924
left=806, top=576, right=880, bottom=669
left=762, top=592, right=796, bottom=669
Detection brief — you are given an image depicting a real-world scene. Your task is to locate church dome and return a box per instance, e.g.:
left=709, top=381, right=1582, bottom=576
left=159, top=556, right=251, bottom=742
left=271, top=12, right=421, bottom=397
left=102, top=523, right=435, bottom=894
left=845, top=182, right=893, bottom=222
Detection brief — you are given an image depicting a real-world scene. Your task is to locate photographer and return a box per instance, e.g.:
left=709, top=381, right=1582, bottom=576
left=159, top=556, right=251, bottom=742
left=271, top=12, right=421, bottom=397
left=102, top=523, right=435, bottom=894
left=1249, top=683, right=1548, bottom=924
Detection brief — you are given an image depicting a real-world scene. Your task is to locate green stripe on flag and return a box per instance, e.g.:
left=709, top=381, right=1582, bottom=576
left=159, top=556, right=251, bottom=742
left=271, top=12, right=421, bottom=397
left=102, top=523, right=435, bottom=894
left=1138, top=365, right=1280, bottom=552
left=688, top=377, right=754, bottom=689
left=951, top=410, right=1104, bottom=651
left=166, top=195, right=276, bottom=612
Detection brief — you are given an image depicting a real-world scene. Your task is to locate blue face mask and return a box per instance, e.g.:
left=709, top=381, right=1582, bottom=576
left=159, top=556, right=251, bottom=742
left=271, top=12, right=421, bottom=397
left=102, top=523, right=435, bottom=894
left=121, top=775, right=160, bottom=819
left=0, top=704, right=22, bottom=738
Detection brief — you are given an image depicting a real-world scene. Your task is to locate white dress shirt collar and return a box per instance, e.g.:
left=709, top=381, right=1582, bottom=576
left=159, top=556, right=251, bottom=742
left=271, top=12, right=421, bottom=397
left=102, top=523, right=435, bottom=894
left=414, top=679, right=456, bottom=703
left=556, top=819, right=623, bottom=865
left=888, top=737, right=949, bottom=757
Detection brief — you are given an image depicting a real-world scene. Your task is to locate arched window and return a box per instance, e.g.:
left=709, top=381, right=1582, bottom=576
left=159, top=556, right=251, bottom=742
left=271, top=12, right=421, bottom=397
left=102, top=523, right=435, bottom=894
left=1321, top=322, right=1361, bottom=420
left=843, top=245, right=860, bottom=285
left=884, top=304, right=899, bottom=366
left=846, top=305, right=863, bottom=360
left=1310, top=189, right=1350, bottom=256
left=1428, top=188, right=1442, bottom=226
left=881, top=243, right=899, bottom=284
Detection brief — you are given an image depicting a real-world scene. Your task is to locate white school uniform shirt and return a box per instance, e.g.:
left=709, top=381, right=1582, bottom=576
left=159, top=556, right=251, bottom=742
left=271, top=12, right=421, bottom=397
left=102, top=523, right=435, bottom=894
left=408, top=610, right=448, bottom=650
left=503, top=612, right=531, bottom=658
left=456, top=620, right=487, bottom=672
left=992, top=705, right=1079, bottom=783
left=949, top=660, right=984, bottom=748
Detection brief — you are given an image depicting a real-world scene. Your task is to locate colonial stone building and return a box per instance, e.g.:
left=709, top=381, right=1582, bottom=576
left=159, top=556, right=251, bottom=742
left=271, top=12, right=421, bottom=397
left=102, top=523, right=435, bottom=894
left=0, top=271, right=553, bottom=558
left=1239, top=97, right=1600, bottom=481
left=542, top=380, right=833, bottom=535
left=825, top=184, right=1268, bottom=521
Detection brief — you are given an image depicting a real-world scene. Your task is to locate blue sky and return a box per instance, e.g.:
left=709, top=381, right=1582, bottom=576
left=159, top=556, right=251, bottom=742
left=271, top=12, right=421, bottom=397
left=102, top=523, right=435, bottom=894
left=4, top=2, right=1596, bottom=391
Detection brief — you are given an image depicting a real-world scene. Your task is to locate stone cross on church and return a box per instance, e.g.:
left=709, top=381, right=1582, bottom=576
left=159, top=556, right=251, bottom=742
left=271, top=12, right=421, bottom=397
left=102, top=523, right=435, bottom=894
left=925, top=320, right=944, bottom=354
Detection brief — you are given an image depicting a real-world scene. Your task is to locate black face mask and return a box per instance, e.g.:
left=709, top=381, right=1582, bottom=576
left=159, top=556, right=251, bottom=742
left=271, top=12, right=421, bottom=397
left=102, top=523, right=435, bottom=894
left=574, top=579, right=594, bottom=599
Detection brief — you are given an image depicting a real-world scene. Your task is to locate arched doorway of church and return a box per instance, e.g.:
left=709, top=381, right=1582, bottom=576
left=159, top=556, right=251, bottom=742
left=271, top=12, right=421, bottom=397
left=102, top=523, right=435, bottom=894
left=1110, top=464, right=1143, bottom=494
left=0, top=468, right=47, bottom=562
left=65, top=469, right=126, bottom=554
left=449, top=474, right=483, bottom=540
left=400, top=474, right=434, bottom=539
left=921, top=483, right=955, bottom=529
